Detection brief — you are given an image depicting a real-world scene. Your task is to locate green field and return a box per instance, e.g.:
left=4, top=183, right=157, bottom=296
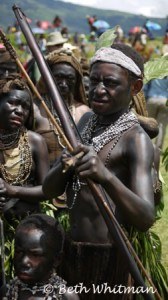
left=153, top=130, right=168, bottom=273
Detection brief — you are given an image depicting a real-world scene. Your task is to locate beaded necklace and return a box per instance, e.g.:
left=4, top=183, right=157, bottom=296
left=81, top=110, right=138, bottom=153
left=68, top=111, right=139, bottom=209
left=4, top=272, right=65, bottom=300
left=0, top=128, right=32, bottom=185
left=0, top=128, right=21, bottom=150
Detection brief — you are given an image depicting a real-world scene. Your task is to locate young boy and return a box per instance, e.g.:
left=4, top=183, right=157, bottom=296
left=1, top=213, right=79, bottom=299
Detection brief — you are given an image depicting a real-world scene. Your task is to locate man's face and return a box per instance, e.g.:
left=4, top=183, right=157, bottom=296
left=89, top=62, right=132, bottom=116
left=46, top=44, right=64, bottom=53
left=83, top=75, right=90, bottom=102
left=14, top=227, right=55, bottom=284
left=51, top=63, right=77, bottom=102
left=0, top=89, right=31, bottom=131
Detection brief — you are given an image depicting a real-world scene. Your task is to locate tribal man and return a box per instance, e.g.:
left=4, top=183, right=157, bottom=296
left=43, top=44, right=155, bottom=299
left=34, top=48, right=90, bottom=168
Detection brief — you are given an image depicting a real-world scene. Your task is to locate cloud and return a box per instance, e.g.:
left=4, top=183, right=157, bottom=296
left=62, top=0, right=168, bottom=18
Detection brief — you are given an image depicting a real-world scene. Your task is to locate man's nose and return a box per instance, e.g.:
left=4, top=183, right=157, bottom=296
left=15, top=105, right=23, bottom=114
left=94, top=82, right=106, bottom=93
left=21, top=255, right=31, bottom=267
left=59, top=79, right=68, bottom=86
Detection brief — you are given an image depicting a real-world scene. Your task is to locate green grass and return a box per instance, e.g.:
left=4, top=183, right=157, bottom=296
left=153, top=128, right=168, bottom=273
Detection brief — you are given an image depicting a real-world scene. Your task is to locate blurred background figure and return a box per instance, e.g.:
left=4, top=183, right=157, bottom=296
left=144, top=74, right=168, bottom=150
left=79, top=33, right=88, bottom=57
left=89, top=31, right=97, bottom=42
left=114, top=25, right=124, bottom=43
left=45, top=31, right=68, bottom=54
left=73, top=32, right=79, bottom=45
left=86, top=15, right=97, bottom=32
left=92, top=19, right=110, bottom=37
left=52, top=15, right=62, bottom=31
left=38, top=33, right=46, bottom=52
left=0, top=45, right=18, bottom=78
left=143, top=19, right=154, bottom=40
left=61, top=26, right=70, bottom=40
left=24, top=31, right=68, bottom=85
left=14, top=28, right=22, bottom=50
left=80, top=57, right=90, bottom=104
left=162, top=29, right=168, bottom=55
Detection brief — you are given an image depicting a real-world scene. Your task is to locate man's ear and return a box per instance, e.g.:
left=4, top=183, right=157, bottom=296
left=131, top=79, right=143, bottom=96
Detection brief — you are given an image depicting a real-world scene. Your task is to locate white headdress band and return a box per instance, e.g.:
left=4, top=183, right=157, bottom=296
left=90, top=47, right=142, bottom=76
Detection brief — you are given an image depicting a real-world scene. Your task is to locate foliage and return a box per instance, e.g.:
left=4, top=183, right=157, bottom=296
left=1, top=217, right=20, bottom=280
left=144, top=55, right=168, bottom=84
left=128, top=186, right=168, bottom=299
left=40, top=200, right=57, bottom=218
left=95, top=27, right=117, bottom=50
left=162, top=147, right=168, bottom=172
left=154, top=131, right=168, bottom=273
left=40, top=200, right=70, bottom=231
left=57, top=210, right=70, bottom=232
left=129, top=228, right=168, bottom=298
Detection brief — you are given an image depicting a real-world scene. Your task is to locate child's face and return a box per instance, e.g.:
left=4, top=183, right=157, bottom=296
left=14, top=227, right=55, bottom=284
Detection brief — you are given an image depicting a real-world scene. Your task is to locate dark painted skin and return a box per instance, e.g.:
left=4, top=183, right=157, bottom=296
left=1, top=226, right=79, bottom=300
left=43, top=62, right=155, bottom=243
left=34, top=62, right=90, bottom=131
left=0, top=89, right=49, bottom=215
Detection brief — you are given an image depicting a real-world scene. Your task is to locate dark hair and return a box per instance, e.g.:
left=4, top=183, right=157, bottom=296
left=15, top=213, right=65, bottom=257
left=111, top=43, right=144, bottom=77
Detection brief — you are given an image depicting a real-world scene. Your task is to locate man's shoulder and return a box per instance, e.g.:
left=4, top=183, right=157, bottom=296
left=28, top=129, right=47, bottom=145
left=123, top=123, right=154, bottom=157
left=77, top=111, right=94, bottom=132
left=124, top=122, right=152, bottom=141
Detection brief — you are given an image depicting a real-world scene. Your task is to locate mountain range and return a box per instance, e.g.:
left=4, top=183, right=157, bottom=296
left=0, top=0, right=167, bottom=36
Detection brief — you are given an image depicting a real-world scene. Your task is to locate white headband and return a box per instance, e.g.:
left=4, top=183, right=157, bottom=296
left=90, top=47, right=142, bottom=76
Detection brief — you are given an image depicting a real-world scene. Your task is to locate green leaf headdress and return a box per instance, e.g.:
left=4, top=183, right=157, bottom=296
left=95, top=26, right=117, bottom=51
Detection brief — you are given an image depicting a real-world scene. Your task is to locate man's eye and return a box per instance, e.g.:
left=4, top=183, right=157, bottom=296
left=103, top=80, right=116, bottom=87
left=31, top=252, right=44, bottom=258
left=55, top=76, right=62, bottom=80
left=67, top=77, right=75, bottom=82
left=90, top=79, right=98, bottom=85
left=8, top=100, right=15, bottom=105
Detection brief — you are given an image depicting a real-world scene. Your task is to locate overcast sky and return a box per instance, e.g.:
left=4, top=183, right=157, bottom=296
left=62, top=0, right=168, bottom=18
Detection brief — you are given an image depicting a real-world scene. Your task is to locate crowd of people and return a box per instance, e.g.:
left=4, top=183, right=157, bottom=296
left=0, top=12, right=167, bottom=300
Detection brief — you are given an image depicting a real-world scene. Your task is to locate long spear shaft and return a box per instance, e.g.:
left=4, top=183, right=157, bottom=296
left=13, top=5, right=78, bottom=149
left=12, top=5, right=160, bottom=299
left=0, top=29, right=73, bottom=152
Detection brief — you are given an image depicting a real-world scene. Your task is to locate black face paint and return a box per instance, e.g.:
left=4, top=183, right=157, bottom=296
left=0, top=89, right=31, bottom=130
